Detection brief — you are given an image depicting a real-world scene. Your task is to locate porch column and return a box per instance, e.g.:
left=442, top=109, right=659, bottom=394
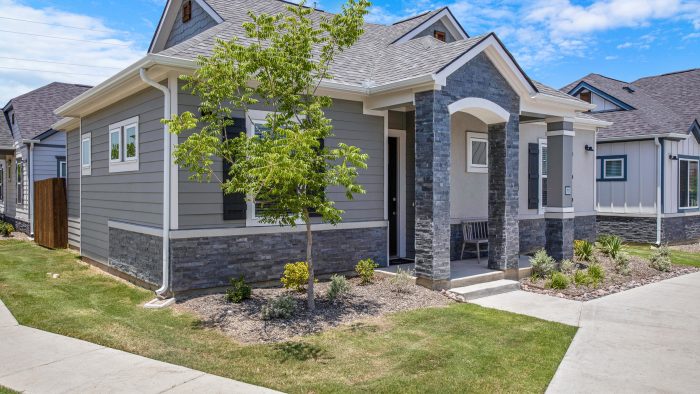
left=545, top=118, right=575, bottom=260
left=488, top=117, right=520, bottom=278
left=413, top=90, right=451, bottom=290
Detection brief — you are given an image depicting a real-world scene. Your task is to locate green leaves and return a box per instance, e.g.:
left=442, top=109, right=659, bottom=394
left=162, top=0, right=370, bottom=227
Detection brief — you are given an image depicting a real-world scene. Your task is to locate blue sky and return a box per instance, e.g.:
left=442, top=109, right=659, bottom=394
left=1, top=0, right=699, bottom=102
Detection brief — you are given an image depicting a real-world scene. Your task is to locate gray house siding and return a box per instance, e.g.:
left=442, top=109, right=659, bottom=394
left=413, top=20, right=457, bottom=43
left=67, top=129, right=81, bottom=249
left=80, top=86, right=165, bottom=264
left=177, top=88, right=385, bottom=229
left=33, top=132, right=66, bottom=181
left=164, top=0, right=218, bottom=50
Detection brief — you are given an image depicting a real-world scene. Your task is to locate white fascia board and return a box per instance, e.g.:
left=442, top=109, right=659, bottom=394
left=598, top=133, right=689, bottom=143
left=52, top=117, right=80, bottom=132
left=530, top=92, right=595, bottom=111
left=573, top=116, right=613, bottom=128
left=393, top=8, right=468, bottom=44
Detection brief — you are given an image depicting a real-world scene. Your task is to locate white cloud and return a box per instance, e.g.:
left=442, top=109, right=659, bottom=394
left=605, top=55, right=619, bottom=60
left=683, top=32, right=700, bottom=39
left=0, top=0, right=145, bottom=104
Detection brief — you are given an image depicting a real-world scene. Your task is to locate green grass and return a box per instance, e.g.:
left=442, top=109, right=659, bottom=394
left=0, top=240, right=577, bottom=393
left=627, top=243, right=700, bottom=267
left=0, top=386, right=19, bottom=394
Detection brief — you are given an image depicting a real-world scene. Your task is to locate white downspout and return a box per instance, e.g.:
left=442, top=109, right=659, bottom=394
left=139, top=68, right=172, bottom=300
left=654, top=137, right=662, bottom=245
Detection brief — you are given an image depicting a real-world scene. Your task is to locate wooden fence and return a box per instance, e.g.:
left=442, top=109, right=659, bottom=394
left=34, top=178, right=67, bottom=249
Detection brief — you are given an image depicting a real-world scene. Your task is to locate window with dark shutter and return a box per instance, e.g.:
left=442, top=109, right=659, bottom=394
left=223, top=118, right=247, bottom=220
left=182, top=1, right=192, bottom=23
left=528, top=143, right=539, bottom=210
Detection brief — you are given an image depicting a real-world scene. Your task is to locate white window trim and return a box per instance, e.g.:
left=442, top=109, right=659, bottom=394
left=108, top=116, right=139, bottom=173
left=81, top=133, right=92, bottom=176
left=58, top=160, right=67, bottom=178
left=602, top=158, right=625, bottom=180
left=538, top=138, right=548, bottom=215
left=466, top=132, right=488, bottom=173
left=679, top=158, right=699, bottom=209
left=16, top=159, right=23, bottom=206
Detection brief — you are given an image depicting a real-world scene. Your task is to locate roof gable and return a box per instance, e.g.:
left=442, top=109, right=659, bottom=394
left=149, top=0, right=223, bottom=53
left=568, top=81, right=635, bottom=111
left=391, top=7, right=468, bottom=44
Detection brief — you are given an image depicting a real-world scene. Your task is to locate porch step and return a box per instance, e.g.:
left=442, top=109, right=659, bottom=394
left=449, top=279, right=520, bottom=301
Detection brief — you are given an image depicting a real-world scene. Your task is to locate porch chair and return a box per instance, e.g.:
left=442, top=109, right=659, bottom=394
left=461, top=220, right=489, bottom=264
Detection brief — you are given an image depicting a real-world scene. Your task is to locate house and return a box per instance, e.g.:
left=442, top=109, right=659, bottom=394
left=52, top=0, right=608, bottom=295
left=563, top=69, right=700, bottom=244
left=0, top=82, right=91, bottom=235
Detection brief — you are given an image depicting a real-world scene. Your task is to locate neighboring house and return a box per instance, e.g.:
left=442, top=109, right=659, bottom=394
left=0, top=82, right=91, bottom=235
left=564, top=69, right=700, bottom=244
left=53, top=0, right=607, bottom=295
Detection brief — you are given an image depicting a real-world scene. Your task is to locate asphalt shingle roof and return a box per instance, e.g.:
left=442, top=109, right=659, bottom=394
left=2, top=82, right=91, bottom=141
left=561, top=73, right=695, bottom=140
left=0, top=113, right=13, bottom=148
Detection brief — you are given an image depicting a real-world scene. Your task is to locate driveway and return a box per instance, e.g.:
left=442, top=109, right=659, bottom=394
left=472, top=272, right=700, bottom=393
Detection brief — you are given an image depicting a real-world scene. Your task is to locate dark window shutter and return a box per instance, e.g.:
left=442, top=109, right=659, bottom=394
left=223, top=118, right=247, bottom=220
left=309, top=138, right=325, bottom=218
left=528, top=143, right=540, bottom=210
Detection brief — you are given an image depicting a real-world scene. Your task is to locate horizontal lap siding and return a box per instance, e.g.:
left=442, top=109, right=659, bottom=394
left=33, top=144, right=65, bottom=181
left=67, top=130, right=80, bottom=248
left=80, top=87, right=164, bottom=262
left=177, top=90, right=385, bottom=229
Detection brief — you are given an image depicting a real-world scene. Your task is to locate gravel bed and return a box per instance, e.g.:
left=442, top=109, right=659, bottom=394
left=175, top=277, right=452, bottom=344
left=0, top=232, right=32, bottom=242
left=521, top=252, right=699, bottom=301
left=670, top=242, right=700, bottom=253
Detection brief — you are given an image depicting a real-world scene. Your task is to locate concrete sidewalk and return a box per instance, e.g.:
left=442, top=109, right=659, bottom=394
left=472, top=272, right=700, bottom=394
left=0, top=300, right=279, bottom=394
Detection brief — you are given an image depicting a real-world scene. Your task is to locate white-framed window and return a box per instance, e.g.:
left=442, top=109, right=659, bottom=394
left=599, top=156, right=626, bottom=181
left=679, top=157, right=699, bottom=210
left=539, top=139, right=548, bottom=213
left=57, top=157, right=67, bottom=178
left=108, top=116, right=139, bottom=173
left=466, top=132, right=488, bottom=173
left=16, top=159, right=23, bottom=205
left=81, top=133, right=91, bottom=176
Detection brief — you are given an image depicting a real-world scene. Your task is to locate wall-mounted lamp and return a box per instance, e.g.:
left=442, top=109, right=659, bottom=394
left=669, top=155, right=679, bottom=161
left=585, top=145, right=595, bottom=152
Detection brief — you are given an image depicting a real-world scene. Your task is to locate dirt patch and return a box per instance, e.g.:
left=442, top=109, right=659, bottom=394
left=521, top=251, right=699, bottom=301
left=670, top=242, right=700, bottom=254
left=0, top=232, right=32, bottom=242
left=175, top=277, right=452, bottom=344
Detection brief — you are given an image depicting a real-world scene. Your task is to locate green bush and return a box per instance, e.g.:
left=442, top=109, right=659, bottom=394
left=573, top=270, right=592, bottom=287
left=281, top=262, right=310, bottom=292
left=649, top=246, right=672, bottom=272
left=355, top=258, right=378, bottom=285
left=614, top=251, right=631, bottom=276
left=388, top=268, right=414, bottom=294
left=574, top=240, right=594, bottom=262
left=327, top=274, right=350, bottom=301
left=261, top=295, right=296, bottom=320
left=226, top=276, right=252, bottom=303
left=597, top=234, right=623, bottom=259
left=530, top=249, right=556, bottom=279
left=559, top=259, right=575, bottom=274
left=587, top=263, right=606, bottom=287
left=546, top=271, right=570, bottom=290
left=0, top=222, right=15, bottom=237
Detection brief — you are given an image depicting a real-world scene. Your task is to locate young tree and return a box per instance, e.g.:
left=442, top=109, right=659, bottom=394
left=164, top=0, right=370, bottom=310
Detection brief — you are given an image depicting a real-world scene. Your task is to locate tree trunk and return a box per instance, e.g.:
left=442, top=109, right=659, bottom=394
left=304, top=210, right=315, bottom=311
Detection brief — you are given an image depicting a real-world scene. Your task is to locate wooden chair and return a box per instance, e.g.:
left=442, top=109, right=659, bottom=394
left=461, top=220, right=488, bottom=263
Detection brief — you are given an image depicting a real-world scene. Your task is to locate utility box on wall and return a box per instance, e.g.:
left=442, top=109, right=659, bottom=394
left=34, top=178, right=68, bottom=249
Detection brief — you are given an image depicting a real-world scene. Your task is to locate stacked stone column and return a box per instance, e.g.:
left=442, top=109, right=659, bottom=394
left=545, top=118, right=575, bottom=260
left=413, top=90, right=451, bottom=290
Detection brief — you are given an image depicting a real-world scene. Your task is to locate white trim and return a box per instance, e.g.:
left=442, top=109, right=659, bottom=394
left=545, top=207, right=575, bottom=213
left=388, top=129, right=407, bottom=258
left=107, top=116, right=140, bottom=173
left=544, top=211, right=576, bottom=219
left=449, top=97, right=510, bottom=123
left=598, top=133, right=689, bottom=143
left=466, top=132, right=488, bottom=173
left=538, top=138, right=548, bottom=215
left=602, top=158, right=625, bottom=180
left=679, top=157, right=699, bottom=209
left=170, top=220, right=389, bottom=239
left=546, top=130, right=576, bottom=137
left=168, top=74, right=179, bottom=230
left=393, top=9, right=469, bottom=44
left=108, top=220, right=163, bottom=237
left=81, top=133, right=91, bottom=176
left=149, top=0, right=224, bottom=53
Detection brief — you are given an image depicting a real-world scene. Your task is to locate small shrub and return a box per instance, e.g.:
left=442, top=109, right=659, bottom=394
left=614, top=251, right=631, bottom=276
left=547, top=271, right=570, bottom=290
left=597, top=234, right=623, bottom=259
left=355, top=258, right=378, bottom=285
left=587, top=263, right=606, bottom=287
left=281, top=262, right=309, bottom=292
left=573, top=270, right=592, bottom=287
left=261, top=295, right=296, bottom=320
left=226, top=276, right=252, bottom=303
left=388, top=268, right=414, bottom=294
left=574, top=240, right=594, bottom=262
left=649, top=245, right=672, bottom=272
left=559, top=259, right=575, bottom=274
left=327, top=274, right=350, bottom=301
left=530, top=249, right=556, bottom=279
left=0, top=222, right=15, bottom=237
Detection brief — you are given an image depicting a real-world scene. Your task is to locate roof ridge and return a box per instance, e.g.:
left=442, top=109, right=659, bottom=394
left=391, top=9, right=438, bottom=25
left=634, top=68, right=700, bottom=82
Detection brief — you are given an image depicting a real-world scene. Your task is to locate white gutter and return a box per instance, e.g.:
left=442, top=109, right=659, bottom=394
left=139, top=68, right=172, bottom=300
left=599, top=133, right=689, bottom=143
left=22, top=139, right=40, bottom=236
left=654, top=137, right=662, bottom=245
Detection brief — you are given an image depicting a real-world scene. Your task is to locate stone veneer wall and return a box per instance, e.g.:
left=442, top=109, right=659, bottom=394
left=108, top=227, right=163, bottom=286
left=170, top=226, right=387, bottom=292
left=574, top=215, right=597, bottom=242
left=662, top=215, right=700, bottom=244
left=2, top=216, right=30, bottom=235
left=596, top=216, right=657, bottom=244
left=519, top=219, right=546, bottom=254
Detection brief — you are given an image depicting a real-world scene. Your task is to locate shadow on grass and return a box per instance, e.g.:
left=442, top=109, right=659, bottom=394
left=275, top=341, right=331, bottom=362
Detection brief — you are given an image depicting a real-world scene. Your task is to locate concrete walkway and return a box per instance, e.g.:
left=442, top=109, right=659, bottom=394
left=0, top=300, right=278, bottom=394
left=472, top=272, right=700, bottom=393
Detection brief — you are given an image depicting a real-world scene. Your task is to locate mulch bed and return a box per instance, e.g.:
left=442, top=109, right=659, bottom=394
left=521, top=251, right=699, bottom=301
left=175, top=277, right=452, bottom=344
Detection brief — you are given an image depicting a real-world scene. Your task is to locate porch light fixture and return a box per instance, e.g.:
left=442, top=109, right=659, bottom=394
left=585, top=144, right=595, bottom=152
left=669, top=155, right=679, bottom=160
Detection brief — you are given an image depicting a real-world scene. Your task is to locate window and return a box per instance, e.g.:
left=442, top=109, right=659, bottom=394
left=182, top=0, right=192, bottom=23
left=579, top=91, right=592, bottom=104
left=466, top=132, right=488, bottom=173
left=539, top=140, right=548, bottom=210
left=434, top=30, right=447, bottom=42
left=680, top=158, right=699, bottom=210
left=57, top=157, right=67, bottom=178
left=598, top=155, right=627, bottom=181
left=107, top=117, right=139, bottom=173
left=16, top=160, right=23, bottom=205
left=81, top=133, right=91, bottom=176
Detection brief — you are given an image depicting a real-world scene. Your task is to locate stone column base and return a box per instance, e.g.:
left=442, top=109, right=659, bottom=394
left=503, top=268, right=520, bottom=281
left=546, top=217, right=575, bottom=260
left=416, top=276, right=451, bottom=291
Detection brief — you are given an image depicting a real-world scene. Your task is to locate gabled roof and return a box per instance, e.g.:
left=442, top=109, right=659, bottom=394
left=632, top=68, right=700, bottom=129
left=0, top=112, right=13, bottom=148
left=2, top=82, right=91, bottom=140
left=562, top=73, right=693, bottom=141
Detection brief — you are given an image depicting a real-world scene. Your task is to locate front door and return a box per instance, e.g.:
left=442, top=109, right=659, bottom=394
left=388, top=137, right=398, bottom=257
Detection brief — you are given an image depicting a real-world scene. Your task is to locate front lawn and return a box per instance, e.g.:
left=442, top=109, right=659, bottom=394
left=0, top=240, right=576, bottom=393
left=627, top=243, right=700, bottom=267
